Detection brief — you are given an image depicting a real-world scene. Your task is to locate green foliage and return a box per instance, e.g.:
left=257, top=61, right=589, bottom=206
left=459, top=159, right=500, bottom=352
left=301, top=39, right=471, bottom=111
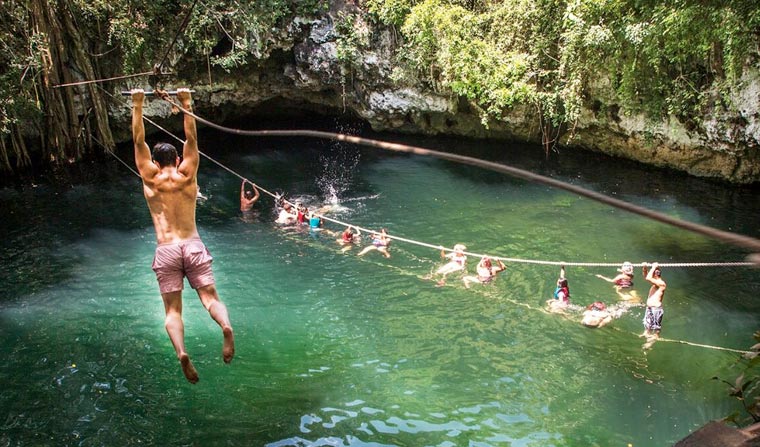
left=713, top=331, right=760, bottom=426
left=365, top=0, right=416, bottom=27
left=335, top=12, right=371, bottom=72
left=387, top=0, right=760, bottom=131
left=0, top=2, right=43, bottom=137
left=68, top=0, right=325, bottom=74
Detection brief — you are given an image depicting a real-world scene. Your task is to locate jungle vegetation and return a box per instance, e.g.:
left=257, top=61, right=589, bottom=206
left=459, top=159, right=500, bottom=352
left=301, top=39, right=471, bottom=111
left=0, top=0, right=758, bottom=428
left=0, top=0, right=758, bottom=173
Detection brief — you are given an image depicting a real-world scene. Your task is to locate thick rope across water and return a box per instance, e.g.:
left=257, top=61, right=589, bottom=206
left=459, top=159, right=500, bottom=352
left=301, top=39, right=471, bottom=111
left=100, top=88, right=756, bottom=268
left=160, top=97, right=760, bottom=261
left=99, top=91, right=756, bottom=355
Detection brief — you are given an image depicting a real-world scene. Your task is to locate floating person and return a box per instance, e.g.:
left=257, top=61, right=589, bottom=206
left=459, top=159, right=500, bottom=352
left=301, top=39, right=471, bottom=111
left=275, top=201, right=298, bottom=225
left=296, top=203, right=308, bottom=225
left=595, top=261, right=639, bottom=301
left=546, top=265, right=570, bottom=313
left=463, top=256, right=507, bottom=288
left=358, top=228, right=391, bottom=258
left=433, top=244, right=468, bottom=286
left=240, top=180, right=260, bottom=212
left=581, top=301, right=613, bottom=328
left=337, top=225, right=362, bottom=252
left=131, top=88, right=234, bottom=384
left=641, top=262, right=666, bottom=349
left=308, top=211, right=323, bottom=230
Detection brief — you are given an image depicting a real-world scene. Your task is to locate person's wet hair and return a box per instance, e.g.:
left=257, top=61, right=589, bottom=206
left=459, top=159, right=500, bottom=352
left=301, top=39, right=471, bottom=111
left=152, top=142, right=178, bottom=167
left=244, top=191, right=254, bottom=199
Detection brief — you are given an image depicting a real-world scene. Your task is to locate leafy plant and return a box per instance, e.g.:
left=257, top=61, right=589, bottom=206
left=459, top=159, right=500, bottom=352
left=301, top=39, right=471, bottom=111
left=713, top=330, right=760, bottom=426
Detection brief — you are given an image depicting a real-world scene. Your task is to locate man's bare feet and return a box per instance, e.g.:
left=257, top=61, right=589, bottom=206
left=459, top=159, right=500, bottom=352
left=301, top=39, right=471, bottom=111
left=223, top=326, right=235, bottom=364
left=642, top=333, right=659, bottom=350
left=180, top=353, right=199, bottom=384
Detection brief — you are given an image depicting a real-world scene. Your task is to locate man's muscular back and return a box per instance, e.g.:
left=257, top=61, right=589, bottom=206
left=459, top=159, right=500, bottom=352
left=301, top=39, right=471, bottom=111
left=143, top=169, right=198, bottom=244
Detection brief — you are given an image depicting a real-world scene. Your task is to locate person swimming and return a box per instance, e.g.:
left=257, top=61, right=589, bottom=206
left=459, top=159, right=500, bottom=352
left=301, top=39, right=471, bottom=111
left=546, top=265, right=570, bottom=313
left=463, top=256, right=507, bottom=288
left=433, top=244, right=468, bottom=285
left=337, top=226, right=362, bottom=252
left=358, top=228, right=391, bottom=258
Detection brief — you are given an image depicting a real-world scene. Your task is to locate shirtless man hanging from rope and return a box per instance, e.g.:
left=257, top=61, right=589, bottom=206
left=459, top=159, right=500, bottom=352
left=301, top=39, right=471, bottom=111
left=132, top=88, right=234, bottom=383
left=641, top=262, right=666, bottom=349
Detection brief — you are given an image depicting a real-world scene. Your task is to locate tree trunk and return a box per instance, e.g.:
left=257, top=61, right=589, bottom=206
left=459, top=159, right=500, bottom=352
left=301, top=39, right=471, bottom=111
left=28, top=0, right=114, bottom=169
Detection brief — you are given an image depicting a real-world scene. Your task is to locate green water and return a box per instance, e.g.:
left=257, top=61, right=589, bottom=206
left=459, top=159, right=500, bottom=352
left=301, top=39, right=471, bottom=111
left=1, top=128, right=759, bottom=446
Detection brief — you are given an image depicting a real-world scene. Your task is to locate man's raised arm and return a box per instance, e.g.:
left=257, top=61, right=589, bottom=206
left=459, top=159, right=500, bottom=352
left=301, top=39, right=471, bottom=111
left=131, top=89, right=155, bottom=177
left=177, top=88, right=199, bottom=176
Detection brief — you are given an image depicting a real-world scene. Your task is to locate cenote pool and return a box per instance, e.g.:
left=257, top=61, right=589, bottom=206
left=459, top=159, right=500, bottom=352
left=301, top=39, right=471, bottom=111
left=1, top=122, right=758, bottom=446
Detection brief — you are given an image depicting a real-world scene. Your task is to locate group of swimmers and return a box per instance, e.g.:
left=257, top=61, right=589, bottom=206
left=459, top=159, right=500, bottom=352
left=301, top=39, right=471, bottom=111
left=243, top=181, right=668, bottom=350
left=547, top=261, right=668, bottom=348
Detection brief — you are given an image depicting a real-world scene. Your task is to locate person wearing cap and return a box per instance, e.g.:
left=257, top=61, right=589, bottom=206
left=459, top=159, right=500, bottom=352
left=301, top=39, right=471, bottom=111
left=595, top=262, right=634, bottom=288
left=641, top=262, right=666, bottom=348
left=433, top=244, right=468, bottom=285
left=595, top=261, right=640, bottom=301
left=463, top=256, right=507, bottom=288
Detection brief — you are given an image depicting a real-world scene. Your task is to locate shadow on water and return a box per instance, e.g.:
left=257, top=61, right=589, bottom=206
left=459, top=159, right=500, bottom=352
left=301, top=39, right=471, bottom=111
left=0, top=168, right=149, bottom=302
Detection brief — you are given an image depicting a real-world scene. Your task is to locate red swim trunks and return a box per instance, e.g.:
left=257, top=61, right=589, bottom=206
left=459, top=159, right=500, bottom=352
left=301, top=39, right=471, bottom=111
left=151, top=238, right=215, bottom=294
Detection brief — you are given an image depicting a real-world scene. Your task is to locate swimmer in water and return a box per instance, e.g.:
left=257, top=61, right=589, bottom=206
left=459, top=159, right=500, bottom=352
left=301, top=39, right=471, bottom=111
left=337, top=225, right=362, bottom=252
left=595, top=261, right=640, bottom=302
left=358, top=228, right=391, bottom=258
left=546, top=265, right=570, bottom=313
left=462, top=256, right=506, bottom=288
left=433, top=244, right=468, bottom=285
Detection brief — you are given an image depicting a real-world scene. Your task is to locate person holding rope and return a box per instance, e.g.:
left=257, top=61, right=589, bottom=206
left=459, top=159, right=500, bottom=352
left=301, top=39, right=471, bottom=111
left=641, top=262, right=666, bottom=349
left=595, top=261, right=639, bottom=302
left=433, top=244, right=468, bottom=285
left=337, top=226, right=362, bottom=252
left=463, top=257, right=506, bottom=288
left=240, top=180, right=260, bottom=212
left=131, top=88, right=234, bottom=384
left=547, top=265, right=571, bottom=312
left=358, top=228, right=391, bottom=258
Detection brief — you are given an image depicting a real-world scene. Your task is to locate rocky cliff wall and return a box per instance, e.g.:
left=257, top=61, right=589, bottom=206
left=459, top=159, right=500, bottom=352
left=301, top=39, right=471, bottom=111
left=122, top=9, right=760, bottom=183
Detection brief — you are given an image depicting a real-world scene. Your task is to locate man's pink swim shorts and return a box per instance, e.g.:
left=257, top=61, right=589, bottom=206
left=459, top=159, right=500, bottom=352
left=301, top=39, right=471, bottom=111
left=151, top=238, right=215, bottom=294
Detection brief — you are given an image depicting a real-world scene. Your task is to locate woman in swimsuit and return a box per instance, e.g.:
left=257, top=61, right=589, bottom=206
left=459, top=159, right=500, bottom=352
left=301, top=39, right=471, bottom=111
left=337, top=226, right=361, bottom=252
left=463, top=256, right=507, bottom=288
left=595, top=261, right=639, bottom=301
left=357, top=228, right=391, bottom=258
left=434, top=244, right=468, bottom=284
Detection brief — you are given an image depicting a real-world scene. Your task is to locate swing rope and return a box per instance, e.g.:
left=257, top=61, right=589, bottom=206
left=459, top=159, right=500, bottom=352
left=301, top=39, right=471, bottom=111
left=159, top=94, right=760, bottom=259
left=96, top=89, right=756, bottom=355
left=100, top=87, right=756, bottom=268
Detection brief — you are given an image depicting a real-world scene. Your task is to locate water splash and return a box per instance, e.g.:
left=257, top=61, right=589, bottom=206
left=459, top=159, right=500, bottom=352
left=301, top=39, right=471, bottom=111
left=316, top=122, right=362, bottom=205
